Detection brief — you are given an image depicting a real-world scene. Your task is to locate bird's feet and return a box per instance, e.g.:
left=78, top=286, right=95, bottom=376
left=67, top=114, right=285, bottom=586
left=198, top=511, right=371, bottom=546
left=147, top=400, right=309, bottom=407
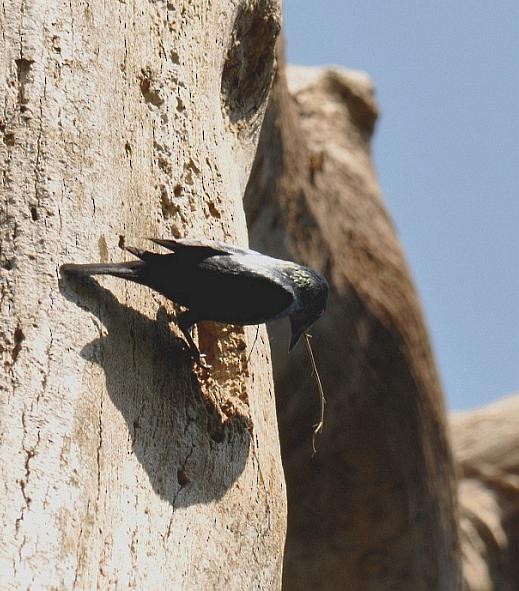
left=168, top=310, right=213, bottom=370
left=191, top=350, right=212, bottom=370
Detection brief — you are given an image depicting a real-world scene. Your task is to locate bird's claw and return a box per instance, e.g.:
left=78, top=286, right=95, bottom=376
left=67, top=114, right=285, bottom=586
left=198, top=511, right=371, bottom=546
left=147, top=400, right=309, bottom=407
left=164, top=311, right=177, bottom=324
left=197, top=354, right=212, bottom=370
left=189, top=348, right=212, bottom=369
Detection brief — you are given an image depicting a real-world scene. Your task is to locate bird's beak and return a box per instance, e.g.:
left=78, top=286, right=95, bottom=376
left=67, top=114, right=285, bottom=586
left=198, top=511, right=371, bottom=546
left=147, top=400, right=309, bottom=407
left=288, top=330, right=304, bottom=352
left=289, top=313, right=306, bottom=352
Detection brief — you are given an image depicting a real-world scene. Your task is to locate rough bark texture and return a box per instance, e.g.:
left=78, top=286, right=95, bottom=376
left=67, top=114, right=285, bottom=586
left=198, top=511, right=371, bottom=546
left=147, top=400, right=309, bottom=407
left=0, top=1, right=286, bottom=589
left=452, top=395, right=519, bottom=591
left=244, top=55, right=462, bottom=589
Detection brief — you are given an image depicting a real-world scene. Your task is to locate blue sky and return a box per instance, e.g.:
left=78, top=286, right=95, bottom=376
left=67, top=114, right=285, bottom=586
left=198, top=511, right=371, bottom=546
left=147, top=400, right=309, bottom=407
left=284, top=1, right=519, bottom=410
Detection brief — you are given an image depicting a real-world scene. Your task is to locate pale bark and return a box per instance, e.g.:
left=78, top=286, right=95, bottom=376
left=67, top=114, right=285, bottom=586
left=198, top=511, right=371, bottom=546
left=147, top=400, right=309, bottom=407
left=245, top=52, right=462, bottom=589
left=0, top=1, right=285, bottom=589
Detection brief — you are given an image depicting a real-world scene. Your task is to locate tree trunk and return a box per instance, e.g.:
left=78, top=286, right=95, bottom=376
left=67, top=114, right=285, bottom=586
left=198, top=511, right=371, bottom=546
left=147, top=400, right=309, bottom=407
left=245, top=48, right=462, bottom=589
left=0, top=1, right=285, bottom=589
left=452, top=394, right=519, bottom=591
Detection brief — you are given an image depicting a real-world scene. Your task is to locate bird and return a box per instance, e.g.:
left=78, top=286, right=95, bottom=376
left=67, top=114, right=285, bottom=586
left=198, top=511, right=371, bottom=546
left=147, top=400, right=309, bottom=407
left=61, top=237, right=329, bottom=363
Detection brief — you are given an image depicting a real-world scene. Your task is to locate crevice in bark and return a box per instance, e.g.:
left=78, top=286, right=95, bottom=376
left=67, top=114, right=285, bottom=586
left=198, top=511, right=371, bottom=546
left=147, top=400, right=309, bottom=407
left=11, top=323, right=25, bottom=365
left=96, top=392, right=103, bottom=508
left=221, top=1, right=281, bottom=126
left=139, top=68, right=164, bottom=107
left=15, top=57, right=33, bottom=113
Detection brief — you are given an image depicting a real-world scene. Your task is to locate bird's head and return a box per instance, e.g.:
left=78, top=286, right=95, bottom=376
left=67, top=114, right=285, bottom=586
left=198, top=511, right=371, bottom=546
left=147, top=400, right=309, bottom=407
left=288, top=265, right=329, bottom=352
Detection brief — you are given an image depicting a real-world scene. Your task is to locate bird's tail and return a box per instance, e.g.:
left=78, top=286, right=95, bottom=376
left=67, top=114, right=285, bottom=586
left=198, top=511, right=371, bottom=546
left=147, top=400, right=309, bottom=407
left=60, top=260, right=143, bottom=280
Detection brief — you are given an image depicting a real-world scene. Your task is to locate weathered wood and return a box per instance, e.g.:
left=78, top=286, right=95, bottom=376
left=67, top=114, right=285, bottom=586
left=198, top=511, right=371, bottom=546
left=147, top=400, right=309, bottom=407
left=245, top=48, right=462, bottom=590
left=0, top=1, right=285, bottom=589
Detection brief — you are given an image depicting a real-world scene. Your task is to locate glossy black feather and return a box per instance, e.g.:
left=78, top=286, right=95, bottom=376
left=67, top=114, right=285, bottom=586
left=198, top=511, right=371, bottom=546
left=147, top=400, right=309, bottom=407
left=61, top=238, right=328, bottom=353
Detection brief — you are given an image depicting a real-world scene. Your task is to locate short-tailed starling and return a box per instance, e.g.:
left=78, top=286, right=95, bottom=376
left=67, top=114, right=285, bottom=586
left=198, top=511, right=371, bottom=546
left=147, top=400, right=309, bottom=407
left=61, top=238, right=329, bottom=361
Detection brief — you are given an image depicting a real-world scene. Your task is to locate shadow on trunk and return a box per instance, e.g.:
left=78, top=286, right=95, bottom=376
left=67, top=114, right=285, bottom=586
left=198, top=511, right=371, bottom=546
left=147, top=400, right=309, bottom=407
left=59, top=274, right=250, bottom=509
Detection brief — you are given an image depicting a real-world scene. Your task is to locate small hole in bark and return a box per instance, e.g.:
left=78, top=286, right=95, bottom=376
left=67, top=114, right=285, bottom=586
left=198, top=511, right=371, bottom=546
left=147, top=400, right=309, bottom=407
left=12, top=324, right=25, bottom=365
left=3, top=133, right=15, bottom=146
left=30, top=206, right=38, bottom=221
left=157, top=156, right=171, bottom=174
left=221, top=2, right=281, bottom=125
left=15, top=57, right=33, bottom=81
left=208, top=201, right=221, bottom=219
left=15, top=58, right=33, bottom=113
left=51, top=35, right=61, bottom=53
left=161, top=189, right=178, bottom=219
left=139, top=69, right=164, bottom=107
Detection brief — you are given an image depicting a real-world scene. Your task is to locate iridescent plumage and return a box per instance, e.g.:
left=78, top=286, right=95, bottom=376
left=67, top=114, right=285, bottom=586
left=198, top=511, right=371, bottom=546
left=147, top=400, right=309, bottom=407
left=61, top=237, right=329, bottom=359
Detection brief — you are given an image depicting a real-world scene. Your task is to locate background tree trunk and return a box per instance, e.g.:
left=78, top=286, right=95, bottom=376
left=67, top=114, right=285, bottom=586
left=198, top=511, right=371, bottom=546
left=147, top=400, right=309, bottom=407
left=0, top=1, right=285, bottom=589
left=245, top=48, right=462, bottom=590
left=452, top=394, right=519, bottom=591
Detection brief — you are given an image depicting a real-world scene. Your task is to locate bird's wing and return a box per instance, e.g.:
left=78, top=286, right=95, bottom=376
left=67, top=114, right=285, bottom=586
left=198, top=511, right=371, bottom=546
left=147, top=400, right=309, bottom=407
left=195, top=253, right=297, bottom=322
left=144, top=239, right=297, bottom=304
left=201, top=253, right=297, bottom=301
left=149, top=238, right=253, bottom=258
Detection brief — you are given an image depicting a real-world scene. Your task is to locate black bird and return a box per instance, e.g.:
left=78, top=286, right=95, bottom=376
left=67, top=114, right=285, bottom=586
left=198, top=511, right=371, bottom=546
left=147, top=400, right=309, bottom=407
left=61, top=238, right=329, bottom=361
